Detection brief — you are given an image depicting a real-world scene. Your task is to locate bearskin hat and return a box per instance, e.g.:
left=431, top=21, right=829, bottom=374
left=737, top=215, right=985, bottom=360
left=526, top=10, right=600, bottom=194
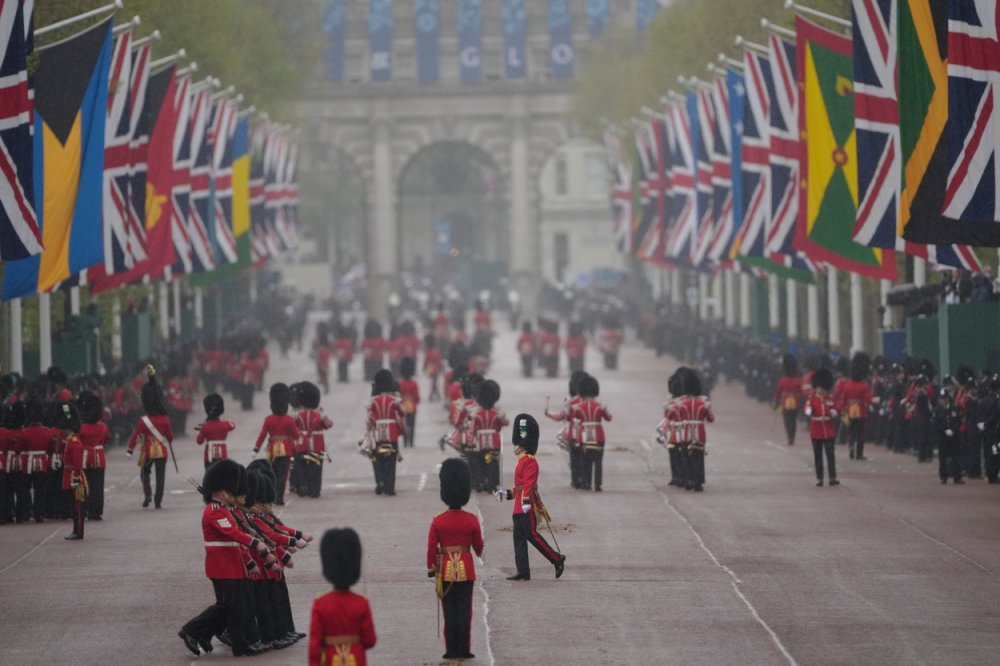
left=850, top=352, right=871, bottom=382
left=477, top=380, right=500, bottom=410
left=667, top=370, right=684, bottom=398
left=511, top=413, right=539, bottom=455
left=568, top=370, right=588, bottom=398
left=299, top=381, right=321, bottom=410
left=919, top=358, right=936, bottom=380
left=578, top=374, right=600, bottom=398
left=873, top=355, right=889, bottom=375
left=46, top=366, right=68, bottom=386
left=681, top=368, right=703, bottom=396
left=320, top=528, right=363, bottom=590
left=141, top=371, right=166, bottom=416
left=236, top=464, right=249, bottom=499
left=202, top=459, right=242, bottom=503
left=782, top=354, right=799, bottom=377
left=256, top=473, right=277, bottom=504
left=424, top=333, right=437, bottom=349
left=835, top=356, right=850, bottom=376
left=812, top=367, right=835, bottom=391
left=439, top=457, right=472, bottom=509
left=203, top=393, right=225, bottom=420
left=288, top=382, right=304, bottom=410
left=448, top=342, right=468, bottom=372
left=956, top=365, right=976, bottom=388
left=269, top=383, right=290, bottom=415
left=399, top=356, right=416, bottom=380
left=54, top=401, right=81, bottom=433
left=363, top=319, right=382, bottom=339
left=245, top=471, right=260, bottom=507
left=521, top=321, right=533, bottom=334
left=461, top=373, right=484, bottom=400
left=247, top=458, right=275, bottom=483
left=371, top=369, right=396, bottom=396
left=24, top=396, right=44, bottom=424
left=569, top=321, right=585, bottom=337
left=78, top=391, right=103, bottom=424
left=2, top=401, right=25, bottom=430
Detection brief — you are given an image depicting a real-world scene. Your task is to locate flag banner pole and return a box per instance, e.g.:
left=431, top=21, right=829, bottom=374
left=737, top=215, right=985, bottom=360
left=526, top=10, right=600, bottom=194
left=35, top=0, right=123, bottom=38
left=151, top=49, right=187, bottom=70
left=760, top=18, right=796, bottom=39
left=113, top=16, right=140, bottom=36
left=132, top=31, right=161, bottom=49
left=734, top=35, right=769, bottom=54
left=783, top=0, right=850, bottom=28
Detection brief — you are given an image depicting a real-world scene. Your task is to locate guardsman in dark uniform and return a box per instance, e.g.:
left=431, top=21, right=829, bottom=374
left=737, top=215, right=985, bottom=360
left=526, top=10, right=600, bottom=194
left=398, top=357, right=420, bottom=448
left=126, top=366, right=174, bottom=509
left=773, top=355, right=803, bottom=446
left=805, top=367, right=839, bottom=487
left=364, top=369, right=405, bottom=496
left=294, top=382, right=333, bottom=498
left=0, top=401, right=20, bottom=524
left=839, top=353, right=874, bottom=460
left=77, top=391, right=109, bottom=520
left=982, top=377, right=1000, bottom=483
left=427, top=459, right=484, bottom=660
left=933, top=389, right=964, bottom=484
left=572, top=375, right=612, bottom=492
left=494, top=413, right=566, bottom=581
left=58, top=401, right=86, bottom=540
left=197, top=393, right=236, bottom=470
left=253, top=383, right=300, bottom=505
left=309, top=528, right=377, bottom=666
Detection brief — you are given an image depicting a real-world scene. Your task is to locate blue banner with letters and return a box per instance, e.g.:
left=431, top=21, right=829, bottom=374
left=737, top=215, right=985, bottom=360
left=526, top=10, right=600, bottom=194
left=587, top=0, right=610, bottom=38
left=727, top=68, right=745, bottom=244
left=369, top=0, right=393, bottom=82
left=414, top=0, right=438, bottom=83
left=636, top=0, right=660, bottom=32
left=547, top=0, right=574, bottom=79
left=502, top=0, right=526, bottom=79
left=457, top=0, right=482, bottom=82
left=322, top=0, right=347, bottom=82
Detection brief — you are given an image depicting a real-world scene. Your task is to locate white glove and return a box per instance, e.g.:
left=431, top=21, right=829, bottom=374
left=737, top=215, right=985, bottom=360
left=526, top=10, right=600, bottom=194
left=53, top=459, right=62, bottom=470
left=978, top=422, right=986, bottom=432
left=520, top=502, right=531, bottom=514
left=494, top=491, right=506, bottom=503
left=804, top=408, right=812, bottom=417
left=295, top=539, right=307, bottom=549
left=126, top=450, right=133, bottom=459
left=945, top=429, right=954, bottom=437
left=830, top=410, right=838, bottom=418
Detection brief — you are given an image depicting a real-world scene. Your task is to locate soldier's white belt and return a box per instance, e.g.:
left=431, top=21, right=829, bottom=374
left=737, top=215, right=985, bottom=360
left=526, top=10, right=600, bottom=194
left=204, top=541, right=240, bottom=547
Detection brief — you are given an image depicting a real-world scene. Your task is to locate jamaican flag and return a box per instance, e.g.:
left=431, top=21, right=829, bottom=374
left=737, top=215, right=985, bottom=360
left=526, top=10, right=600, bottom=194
left=794, top=17, right=896, bottom=280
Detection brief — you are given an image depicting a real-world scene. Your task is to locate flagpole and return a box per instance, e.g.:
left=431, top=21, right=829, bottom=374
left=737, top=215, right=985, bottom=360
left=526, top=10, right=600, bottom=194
left=717, top=54, right=744, bottom=69
left=176, top=63, right=199, bottom=77
left=850, top=273, right=864, bottom=355
left=9, top=299, right=23, bottom=375
left=786, top=279, right=798, bottom=341
left=112, top=16, right=140, bottom=37
left=760, top=19, right=796, bottom=39
left=734, top=36, right=769, bottom=55
left=807, top=284, right=820, bottom=342
left=783, top=0, right=851, bottom=29
left=39, top=292, right=52, bottom=372
left=111, top=297, right=123, bottom=363
left=150, top=49, right=187, bottom=70
left=639, top=106, right=669, bottom=122
left=827, top=267, right=842, bottom=349
left=131, top=30, right=161, bottom=49
left=35, top=0, right=123, bottom=38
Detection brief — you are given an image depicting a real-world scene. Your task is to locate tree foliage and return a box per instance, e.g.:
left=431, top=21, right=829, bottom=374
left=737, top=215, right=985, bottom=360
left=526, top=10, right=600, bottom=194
left=34, top=0, right=323, bottom=121
left=574, top=0, right=850, bottom=136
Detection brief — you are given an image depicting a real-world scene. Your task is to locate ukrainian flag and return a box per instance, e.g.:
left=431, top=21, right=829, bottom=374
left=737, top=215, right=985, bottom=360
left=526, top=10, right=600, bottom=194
left=2, top=19, right=111, bottom=300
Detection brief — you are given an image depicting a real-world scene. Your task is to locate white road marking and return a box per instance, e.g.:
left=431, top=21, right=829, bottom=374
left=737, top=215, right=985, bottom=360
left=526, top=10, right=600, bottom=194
left=640, top=438, right=652, bottom=452
left=659, top=491, right=798, bottom=666
left=474, top=504, right=496, bottom=666
left=762, top=439, right=787, bottom=452
left=417, top=472, right=428, bottom=492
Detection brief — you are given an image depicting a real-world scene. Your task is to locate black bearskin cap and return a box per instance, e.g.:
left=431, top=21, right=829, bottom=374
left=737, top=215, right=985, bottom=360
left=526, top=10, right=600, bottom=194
left=203, top=393, right=225, bottom=419
left=2, top=401, right=25, bottom=430
left=511, top=413, right=539, bottom=455
left=363, top=319, right=382, bottom=339
left=299, top=381, right=321, bottom=410
left=477, top=380, right=500, bottom=410
left=202, top=459, right=242, bottom=502
left=78, top=391, right=103, bottom=424
left=247, top=458, right=276, bottom=484
left=24, top=397, right=44, bottom=424
left=850, top=352, right=871, bottom=382
left=568, top=370, right=588, bottom=397
left=812, top=367, right=835, bottom=391
left=439, top=457, right=472, bottom=509
left=399, top=356, right=416, bottom=380
left=521, top=321, right=532, bottom=333
left=835, top=356, right=850, bottom=375
left=782, top=354, right=799, bottom=377
left=321, top=528, right=362, bottom=590
left=47, top=366, right=68, bottom=385
left=447, top=342, right=468, bottom=371
left=245, top=471, right=260, bottom=507
left=667, top=370, right=684, bottom=398
left=254, top=469, right=277, bottom=504
left=371, top=369, right=396, bottom=396
left=54, top=401, right=81, bottom=433
left=423, top=333, right=437, bottom=349
left=289, top=382, right=305, bottom=410
left=461, top=373, right=483, bottom=400
left=919, top=358, right=936, bottom=380
left=956, top=365, right=976, bottom=388
left=236, top=464, right=249, bottom=499
left=569, top=321, right=585, bottom=337
left=269, top=383, right=290, bottom=415
left=681, top=368, right=702, bottom=396
left=141, top=374, right=166, bottom=416
left=578, top=374, right=600, bottom=398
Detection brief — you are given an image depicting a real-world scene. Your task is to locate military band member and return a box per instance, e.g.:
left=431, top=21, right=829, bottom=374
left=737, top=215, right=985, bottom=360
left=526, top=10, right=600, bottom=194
left=253, top=384, right=301, bottom=505
left=471, top=380, right=508, bottom=492
left=516, top=322, right=536, bottom=378
left=544, top=371, right=586, bottom=489
left=310, top=528, right=377, bottom=666
left=77, top=391, right=109, bottom=520
left=365, top=369, right=405, bottom=496
left=361, top=319, right=385, bottom=382
left=674, top=368, right=714, bottom=491
left=0, top=403, right=14, bottom=524
left=657, top=370, right=684, bottom=486
left=126, top=366, right=174, bottom=509
left=58, top=402, right=86, bottom=541
left=494, top=414, right=566, bottom=581
left=197, top=393, right=236, bottom=469
left=773, top=355, right=803, bottom=446
left=805, top=368, right=839, bottom=487
left=573, top=375, right=611, bottom=492
left=933, top=389, right=964, bottom=484
left=428, top=458, right=484, bottom=660
left=294, top=382, right=333, bottom=498
left=839, top=353, right=874, bottom=460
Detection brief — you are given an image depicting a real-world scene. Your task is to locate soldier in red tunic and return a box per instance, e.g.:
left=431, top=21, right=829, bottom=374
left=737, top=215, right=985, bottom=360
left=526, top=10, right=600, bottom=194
left=471, top=380, right=508, bottom=492
left=673, top=368, right=714, bottom=491
left=361, top=319, right=385, bottom=382
left=838, top=353, right=874, bottom=460
left=77, top=391, right=109, bottom=520
left=565, top=321, right=587, bottom=375
left=364, top=369, right=405, bottom=495
left=773, top=355, right=803, bottom=446
left=516, top=321, right=536, bottom=378
left=598, top=315, right=623, bottom=370
left=294, top=382, right=333, bottom=498
left=314, top=322, right=333, bottom=394
left=126, top=367, right=174, bottom=509
left=494, top=414, right=566, bottom=580
left=334, top=325, right=355, bottom=384
left=428, top=458, right=484, bottom=660
left=656, top=370, right=685, bottom=486
left=197, top=393, right=236, bottom=469
left=398, top=357, right=421, bottom=448
left=18, top=398, right=56, bottom=522
left=309, top=528, right=377, bottom=666
left=573, top=375, right=612, bottom=492
left=57, top=402, right=86, bottom=540
left=805, top=367, right=839, bottom=487
left=545, top=370, right=586, bottom=489
left=253, top=384, right=300, bottom=506
left=0, top=401, right=16, bottom=524
left=423, top=334, right=443, bottom=402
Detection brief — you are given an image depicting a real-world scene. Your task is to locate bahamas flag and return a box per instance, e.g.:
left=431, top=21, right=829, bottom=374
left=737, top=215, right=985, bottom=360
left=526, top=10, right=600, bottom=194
left=794, top=17, right=896, bottom=280
left=2, top=19, right=112, bottom=300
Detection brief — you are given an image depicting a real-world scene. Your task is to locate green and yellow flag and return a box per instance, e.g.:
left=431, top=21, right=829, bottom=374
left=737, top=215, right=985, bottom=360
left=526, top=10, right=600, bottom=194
left=794, top=17, right=896, bottom=280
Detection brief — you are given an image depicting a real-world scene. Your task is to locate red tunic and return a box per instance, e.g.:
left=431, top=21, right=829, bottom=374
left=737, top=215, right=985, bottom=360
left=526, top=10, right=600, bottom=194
left=774, top=375, right=803, bottom=411
left=253, top=414, right=300, bottom=460
left=474, top=310, right=491, bottom=331
left=540, top=332, right=560, bottom=358
left=386, top=338, right=404, bottom=364
left=516, top=333, right=536, bottom=357
left=79, top=422, right=110, bottom=469
left=361, top=337, right=385, bottom=362
left=0, top=428, right=15, bottom=473
left=672, top=397, right=714, bottom=445
left=202, top=500, right=260, bottom=579
left=308, top=590, right=377, bottom=666
left=571, top=399, right=613, bottom=445
left=805, top=392, right=837, bottom=439
left=427, top=509, right=484, bottom=581
left=367, top=395, right=405, bottom=444
left=197, top=419, right=237, bottom=463
left=61, top=433, right=86, bottom=491
left=399, top=335, right=421, bottom=359
left=546, top=396, right=582, bottom=444
left=565, top=335, right=587, bottom=360
left=423, top=349, right=442, bottom=376
left=657, top=398, right=680, bottom=444
left=512, top=453, right=543, bottom=515
left=470, top=407, right=508, bottom=451
left=19, top=424, right=57, bottom=473
left=837, top=380, right=873, bottom=420
left=398, top=378, right=420, bottom=415
left=295, top=409, right=333, bottom=455
left=127, top=414, right=173, bottom=462
left=334, top=338, right=354, bottom=363
left=598, top=328, right=622, bottom=354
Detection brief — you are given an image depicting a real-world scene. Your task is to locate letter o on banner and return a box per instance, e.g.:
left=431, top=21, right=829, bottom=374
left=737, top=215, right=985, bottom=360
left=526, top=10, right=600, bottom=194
left=551, top=43, right=573, bottom=66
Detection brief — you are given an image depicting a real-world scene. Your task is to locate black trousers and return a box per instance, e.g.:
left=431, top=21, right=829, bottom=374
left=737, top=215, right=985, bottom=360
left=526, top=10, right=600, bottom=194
left=298, top=458, right=323, bottom=497
left=337, top=360, right=349, bottom=383
left=520, top=355, right=533, bottom=378
left=22, top=471, right=47, bottom=520
left=85, top=467, right=105, bottom=518
left=47, top=470, right=70, bottom=519
left=289, top=454, right=303, bottom=494
left=252, top=581, right=277, bottom=643
left=183, top=578, right=252, bottom=652
left=511, top=511, right=560, bottom=576
left=238, top=382, right=255, bottom=411
left=272, top=456, right=290, bottom=504
left=404, top=412, right=416, bottom=447
left=938, top=438, right=962, bottom=481
left=582, top=446, right=604, bottom=490
left=986, top=439, right=1000, bottom=482
left=466, top=452, right=483, bottom=492
left=782, top=409, right=799, bottom=444
left=442, top=581, right=474, bottom=656
left=481, top=452, right=499, bottom=491
left=276, top=578, right=296, bottom=633
left=569, top=446, right=583, bottom=488
left=674, top=444, right=690, bottom=488
left=603, top=352, right=618, bottom=370
left=363, top=359, right=381, bottom=382
left=0, top=471, right=10, bottom=523
left=70, top=495, right=85, bottom=538
left=544, top=355, right=558, bottom=378
left=667, top=446, right=680, bottom=485
left=964, top=429, right=983, bottom=477
left=686, top=449, right=705, bottom=487
left=373, top=451, right=397, bottom=494
left=812, top=438, right=837, bottom=481
left=141, top=458, right=166, bottom=506
left=848, top=419, right=866, bottom=458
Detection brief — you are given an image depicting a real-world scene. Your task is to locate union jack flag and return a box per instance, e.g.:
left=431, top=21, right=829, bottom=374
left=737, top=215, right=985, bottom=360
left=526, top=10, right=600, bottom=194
left=208, top=97, right=238, bottom=264
left=249, top=122, right=269, bottom=265
left=735, top=49, right=771, bottom=261
left=633, top=119, right=665, bottom=263
left=166, top=75, right=194, bottom=278
left=665, top=99, right=696, bottom=261
left=765, top=35, right=799, bottom=260
left=707, top=75, right=733, bottom=262
left=853, top=0, right=982, bottom=270
left=275, top=138, right=300, bottom=251
left=602, top=126, right=632, bottom=254
left=182, top=85, right=217, bottom=274
left=126, top=44, right=152, bottom=266
left=689, top=87, right=716, bottom=267
left=0, top=0, right=41, bottom=260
